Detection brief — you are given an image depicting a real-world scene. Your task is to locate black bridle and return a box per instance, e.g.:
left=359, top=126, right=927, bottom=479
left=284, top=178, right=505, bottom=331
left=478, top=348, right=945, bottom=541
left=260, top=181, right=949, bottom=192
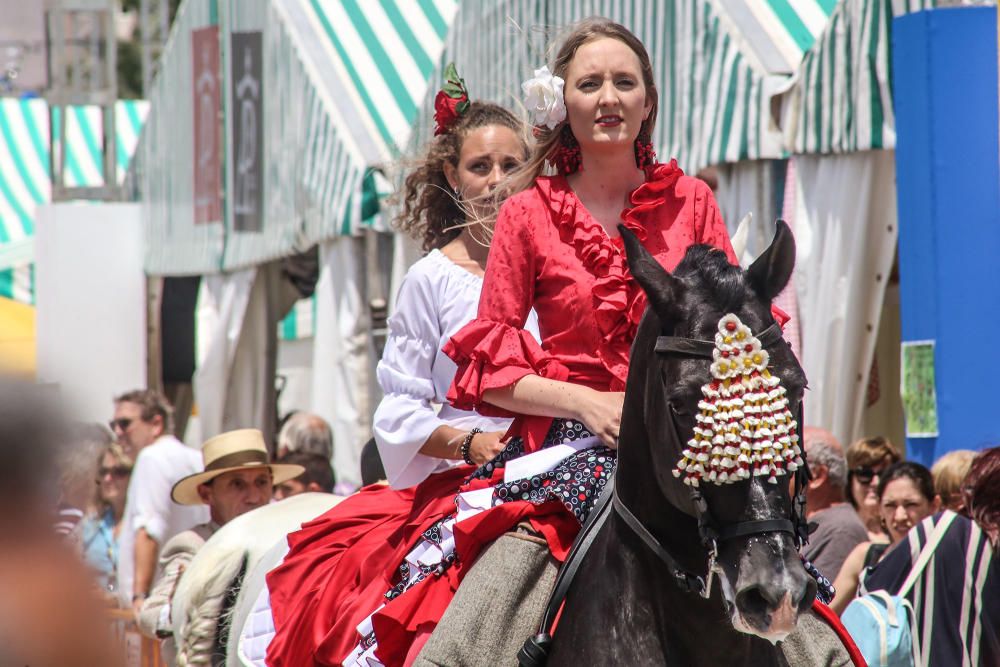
left=621, top=321, right=811, bottom=593
left=519, top=321, right=811, bottom=667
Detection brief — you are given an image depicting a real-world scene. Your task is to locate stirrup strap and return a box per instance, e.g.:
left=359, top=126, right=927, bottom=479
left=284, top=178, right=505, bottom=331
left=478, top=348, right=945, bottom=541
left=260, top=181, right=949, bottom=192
left=517, top=476, right=617, bottom=667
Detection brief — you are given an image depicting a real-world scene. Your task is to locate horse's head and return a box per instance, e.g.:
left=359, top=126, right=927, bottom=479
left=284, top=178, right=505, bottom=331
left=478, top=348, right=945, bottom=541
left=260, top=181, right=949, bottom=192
left=620, top=221, right=815, bottom=643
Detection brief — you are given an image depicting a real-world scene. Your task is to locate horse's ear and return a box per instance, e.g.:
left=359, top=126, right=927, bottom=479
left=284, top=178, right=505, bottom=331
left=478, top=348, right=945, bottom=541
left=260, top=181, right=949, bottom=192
left=619, top=224, right=680, bottom=318
left=747, top=220, right=795, bottom=301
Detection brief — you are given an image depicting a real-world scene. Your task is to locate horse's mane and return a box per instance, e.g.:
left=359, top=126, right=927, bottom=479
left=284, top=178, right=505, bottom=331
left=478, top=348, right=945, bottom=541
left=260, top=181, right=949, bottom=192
left=171, top=493, right=344, bottom=665
left=673, top=245, right=748, bottom=316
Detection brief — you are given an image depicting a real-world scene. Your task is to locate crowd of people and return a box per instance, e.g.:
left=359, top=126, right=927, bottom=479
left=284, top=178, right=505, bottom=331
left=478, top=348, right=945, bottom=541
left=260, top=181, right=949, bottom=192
left=800, top=427, right=998, bottom=664
left=18, top=387, right=345, bottom=664
left=4, top=15, right=998, bottom=667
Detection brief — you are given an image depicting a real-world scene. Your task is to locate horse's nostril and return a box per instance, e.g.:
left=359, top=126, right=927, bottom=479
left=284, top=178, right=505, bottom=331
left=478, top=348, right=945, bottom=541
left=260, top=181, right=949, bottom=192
left=735, top=584, right=772, bottom=620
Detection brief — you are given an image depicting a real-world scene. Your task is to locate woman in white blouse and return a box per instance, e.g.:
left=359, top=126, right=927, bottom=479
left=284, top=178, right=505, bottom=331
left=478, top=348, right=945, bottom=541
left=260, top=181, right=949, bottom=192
left=373, top=99, right=537, bottom=489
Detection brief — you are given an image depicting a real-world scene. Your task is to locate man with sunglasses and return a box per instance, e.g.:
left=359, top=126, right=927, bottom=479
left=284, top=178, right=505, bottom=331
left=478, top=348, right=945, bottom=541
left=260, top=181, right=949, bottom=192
left=111, top=390, right=208, bottom=616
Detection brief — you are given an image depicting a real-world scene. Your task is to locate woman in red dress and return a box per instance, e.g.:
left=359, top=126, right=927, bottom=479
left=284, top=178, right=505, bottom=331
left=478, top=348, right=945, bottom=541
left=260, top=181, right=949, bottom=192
left=266, top=19, right=737, bottom=666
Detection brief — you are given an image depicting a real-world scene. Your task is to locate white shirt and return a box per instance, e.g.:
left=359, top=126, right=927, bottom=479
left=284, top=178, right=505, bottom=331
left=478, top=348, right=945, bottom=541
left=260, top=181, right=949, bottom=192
left=116, top=434, right=209, bottom=606
left=373, top=249, right=540, bottom=488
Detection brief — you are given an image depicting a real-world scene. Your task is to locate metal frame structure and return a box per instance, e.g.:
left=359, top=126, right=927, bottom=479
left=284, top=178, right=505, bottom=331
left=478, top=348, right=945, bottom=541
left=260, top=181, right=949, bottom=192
left=139, top=0, right=170, bottom=97
left=43, top=0, right=120, bottom=201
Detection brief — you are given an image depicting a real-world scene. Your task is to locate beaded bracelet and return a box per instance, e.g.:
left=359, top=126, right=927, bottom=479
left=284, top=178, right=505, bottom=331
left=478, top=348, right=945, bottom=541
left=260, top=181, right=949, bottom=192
left=460, top=427, right=483, bottom=466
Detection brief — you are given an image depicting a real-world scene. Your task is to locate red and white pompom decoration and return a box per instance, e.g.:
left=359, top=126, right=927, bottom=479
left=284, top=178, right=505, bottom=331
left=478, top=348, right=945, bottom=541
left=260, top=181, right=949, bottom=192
left=674, top=314, right=802, bottom=487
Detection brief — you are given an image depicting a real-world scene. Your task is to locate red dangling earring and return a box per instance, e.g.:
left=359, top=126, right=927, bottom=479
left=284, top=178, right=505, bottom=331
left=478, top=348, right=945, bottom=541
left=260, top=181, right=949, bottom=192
left=635, top=130, right=657, bottom=169
left=553, top=125, right=582, bottom=175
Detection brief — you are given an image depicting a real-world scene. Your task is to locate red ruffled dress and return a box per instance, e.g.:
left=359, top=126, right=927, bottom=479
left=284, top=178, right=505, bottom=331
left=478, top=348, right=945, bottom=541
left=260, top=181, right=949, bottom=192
left=265, top=162, right=737, bottom=667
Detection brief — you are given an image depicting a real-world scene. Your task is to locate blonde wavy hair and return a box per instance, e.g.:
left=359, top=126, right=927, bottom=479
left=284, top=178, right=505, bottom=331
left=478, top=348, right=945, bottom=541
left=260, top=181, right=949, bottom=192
left=91, top=442, right=132, bottom=514
left=502, top=17, right=659, bottom=198
left=395, top=102, right=528, bottom=251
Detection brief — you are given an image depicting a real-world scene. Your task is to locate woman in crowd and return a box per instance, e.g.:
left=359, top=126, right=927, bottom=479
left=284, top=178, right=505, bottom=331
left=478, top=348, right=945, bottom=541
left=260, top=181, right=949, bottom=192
left=266, top=67, right=539, bottom=665
left=845, top=435, right=903, bottom=542
left=80, top=442, right=133, bottom=595
left=861, top=446, right=999, bottom=666
left=830, top=461, right=940, bottom=614
left=54, top=422, right=115, bottom=543
left=931, top=448, right=976, bottom=513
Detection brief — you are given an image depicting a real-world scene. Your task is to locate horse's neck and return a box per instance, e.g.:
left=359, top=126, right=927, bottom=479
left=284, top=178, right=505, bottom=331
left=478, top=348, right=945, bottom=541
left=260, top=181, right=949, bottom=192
left=551, top=518, right=786, bottom=667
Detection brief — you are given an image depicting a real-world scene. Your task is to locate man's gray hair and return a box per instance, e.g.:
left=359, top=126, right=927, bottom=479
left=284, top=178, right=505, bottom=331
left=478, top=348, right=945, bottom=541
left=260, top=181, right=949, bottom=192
left=277, top=412, right=334, bottom=460
left=803, top=428, right=848, bottom=489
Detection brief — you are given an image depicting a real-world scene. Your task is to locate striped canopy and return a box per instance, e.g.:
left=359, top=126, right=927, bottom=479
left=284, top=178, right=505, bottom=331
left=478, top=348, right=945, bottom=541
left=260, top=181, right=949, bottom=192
left=715, top=0, right=837, bottom=75
left=0, top=98, right=148, bottom=304
left=779, top=0, right=941, bottom=155
left=402, top=0, right=838, bottom=177
left=138, top=0, right=457, bottom=276
left=288, top=0, right=459, bottom=168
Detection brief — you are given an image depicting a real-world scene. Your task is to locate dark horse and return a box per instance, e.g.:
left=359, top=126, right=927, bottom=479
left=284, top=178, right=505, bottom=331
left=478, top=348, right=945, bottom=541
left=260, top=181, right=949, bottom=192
left=547, top=222, right=818, bottom=666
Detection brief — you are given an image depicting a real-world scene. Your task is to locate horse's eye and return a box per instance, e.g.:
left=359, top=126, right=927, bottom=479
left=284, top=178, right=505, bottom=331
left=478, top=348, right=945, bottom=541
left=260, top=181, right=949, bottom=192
left=667, top=402, right=688, bottom=417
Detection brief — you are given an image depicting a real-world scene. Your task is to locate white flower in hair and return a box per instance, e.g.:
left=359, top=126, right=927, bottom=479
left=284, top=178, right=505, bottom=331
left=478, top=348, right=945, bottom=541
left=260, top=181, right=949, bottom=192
left=521, top=66, right=567, bottom=129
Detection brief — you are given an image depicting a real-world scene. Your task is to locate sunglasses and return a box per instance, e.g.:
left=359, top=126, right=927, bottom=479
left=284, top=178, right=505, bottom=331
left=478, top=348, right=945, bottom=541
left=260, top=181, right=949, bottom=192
left=851, top=466, right=883, bottom=485
left=108, top=418, right=133, bottom=432
left=97, top=466, right=132, bottom=480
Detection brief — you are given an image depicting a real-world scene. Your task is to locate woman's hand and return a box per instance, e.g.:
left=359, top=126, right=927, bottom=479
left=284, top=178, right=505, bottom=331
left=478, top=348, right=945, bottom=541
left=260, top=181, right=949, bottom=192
left=468, top=430, right=507, bottom=466
left=577, top=390, right=625, bottom=448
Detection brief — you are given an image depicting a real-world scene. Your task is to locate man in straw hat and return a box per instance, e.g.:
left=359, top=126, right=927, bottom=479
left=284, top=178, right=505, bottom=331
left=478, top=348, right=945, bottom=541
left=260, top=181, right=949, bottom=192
left=136, top=429, right=302, bottom=659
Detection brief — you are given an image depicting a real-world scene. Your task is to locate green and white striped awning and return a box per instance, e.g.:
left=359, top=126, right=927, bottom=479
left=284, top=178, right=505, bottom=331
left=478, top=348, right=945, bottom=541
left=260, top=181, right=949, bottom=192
left=0, top=98, right=148, bottom=303
left=285, top=0, right=459, bottom=169
left=778, top=0, right=944, bottom=154
left=714, top=0, right=836, bottom=75
left=404, top=0, right=836, bottom=176
left=138, top=0, right=457, bottom=276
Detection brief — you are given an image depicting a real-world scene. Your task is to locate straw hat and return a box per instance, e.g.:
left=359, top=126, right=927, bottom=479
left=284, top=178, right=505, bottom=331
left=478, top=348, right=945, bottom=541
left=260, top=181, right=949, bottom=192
left=171, top=429, right=305, bottom=505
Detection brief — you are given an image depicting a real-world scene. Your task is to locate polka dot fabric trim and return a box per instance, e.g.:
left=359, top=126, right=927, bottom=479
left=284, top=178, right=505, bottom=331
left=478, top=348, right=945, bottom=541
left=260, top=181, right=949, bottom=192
left=383, top=419, right=615, bottom=603
left=492, top=447, right=614, bottom=523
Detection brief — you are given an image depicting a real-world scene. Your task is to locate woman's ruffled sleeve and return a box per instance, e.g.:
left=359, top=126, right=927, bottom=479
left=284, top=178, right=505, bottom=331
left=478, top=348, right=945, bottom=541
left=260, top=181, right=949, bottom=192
left=693, top=178, right=739, bottom=265
left=373, top=268, right=454, bottom=488
left=445, top=196, right=568, bottom=416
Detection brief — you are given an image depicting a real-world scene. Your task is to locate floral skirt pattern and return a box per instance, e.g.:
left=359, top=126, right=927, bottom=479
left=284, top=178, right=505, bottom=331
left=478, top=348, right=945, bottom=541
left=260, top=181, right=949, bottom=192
left=344, top=419, right=616, bottom=666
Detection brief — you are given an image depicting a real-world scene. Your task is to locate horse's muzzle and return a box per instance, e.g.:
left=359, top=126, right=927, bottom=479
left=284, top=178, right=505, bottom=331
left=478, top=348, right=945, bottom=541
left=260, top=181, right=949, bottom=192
left=727, top=537, right=817, bottom=643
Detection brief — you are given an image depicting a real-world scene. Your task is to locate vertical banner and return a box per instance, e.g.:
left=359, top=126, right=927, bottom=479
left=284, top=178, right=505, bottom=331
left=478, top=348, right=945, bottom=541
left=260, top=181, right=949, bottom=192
left=230, top=31, right=263, bottom=232
left=192, top=26, right=221, bottom=224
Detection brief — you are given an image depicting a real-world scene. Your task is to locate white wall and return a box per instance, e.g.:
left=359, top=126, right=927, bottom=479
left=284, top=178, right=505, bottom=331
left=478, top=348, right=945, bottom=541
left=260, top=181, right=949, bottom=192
left=35, top=203, right=147, bottom=423
left=276, top=337, right=313, bottom=419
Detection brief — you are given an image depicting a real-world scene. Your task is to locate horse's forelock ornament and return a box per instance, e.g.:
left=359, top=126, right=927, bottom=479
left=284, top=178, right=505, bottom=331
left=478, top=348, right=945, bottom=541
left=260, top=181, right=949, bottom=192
left=674, top=314, right=802, bottom=487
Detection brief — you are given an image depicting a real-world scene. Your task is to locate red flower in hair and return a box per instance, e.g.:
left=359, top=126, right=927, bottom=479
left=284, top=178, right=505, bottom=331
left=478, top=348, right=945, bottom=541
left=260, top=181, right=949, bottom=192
left=434, top=90, right=468, bottom=135
left=433, top=62, right=471, bottom=136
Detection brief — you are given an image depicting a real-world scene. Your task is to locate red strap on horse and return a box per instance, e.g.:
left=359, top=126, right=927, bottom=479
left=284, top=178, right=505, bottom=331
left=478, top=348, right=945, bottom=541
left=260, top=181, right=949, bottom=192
left=770, top=304, right=790, bottom=329
left=810, top=599, right=868, bottom=667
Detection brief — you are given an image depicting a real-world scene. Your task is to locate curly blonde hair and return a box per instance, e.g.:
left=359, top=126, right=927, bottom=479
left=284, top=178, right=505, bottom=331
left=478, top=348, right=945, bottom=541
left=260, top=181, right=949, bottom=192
left=396, top=102, right=527, bottom=251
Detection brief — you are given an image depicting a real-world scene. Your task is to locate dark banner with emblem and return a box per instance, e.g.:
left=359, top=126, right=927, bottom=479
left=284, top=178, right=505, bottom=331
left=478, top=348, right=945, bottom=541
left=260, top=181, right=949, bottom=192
left=192, top=26, right=221, bottom=225
left=230, top=31, right=263, bottom=232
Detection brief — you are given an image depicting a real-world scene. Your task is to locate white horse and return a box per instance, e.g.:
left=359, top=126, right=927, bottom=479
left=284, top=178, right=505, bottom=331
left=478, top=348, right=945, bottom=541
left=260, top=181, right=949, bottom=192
left=170, top=492, right=343, bottom=666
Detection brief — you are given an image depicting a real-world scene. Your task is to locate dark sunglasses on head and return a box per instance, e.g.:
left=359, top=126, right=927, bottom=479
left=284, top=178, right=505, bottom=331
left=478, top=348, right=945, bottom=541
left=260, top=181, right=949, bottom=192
left=851, top=466, right=882, bottom=484
left=97, top=466, right=132, bottom=480
left=109, top=418, right=133, bottom=432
